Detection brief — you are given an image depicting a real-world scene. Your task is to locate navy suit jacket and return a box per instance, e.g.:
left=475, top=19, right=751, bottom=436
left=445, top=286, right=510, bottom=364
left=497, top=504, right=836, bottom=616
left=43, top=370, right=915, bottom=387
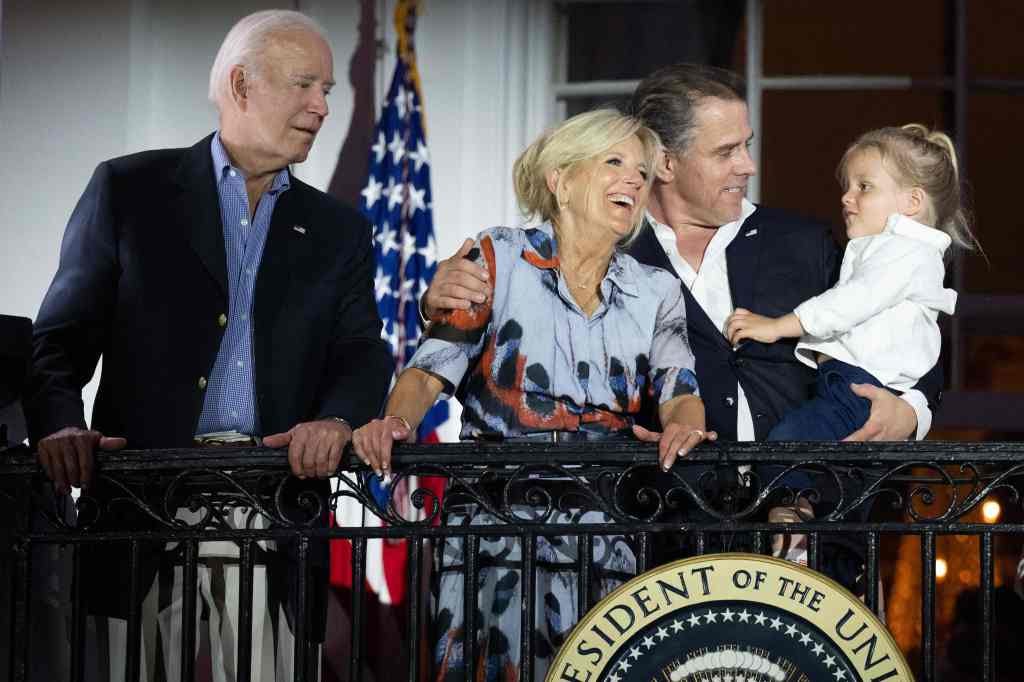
left=28, top=133, right=392, bottom=445
left=627, top=206, right=942, bottom=441
left=25, top=134, right=393, bottom=633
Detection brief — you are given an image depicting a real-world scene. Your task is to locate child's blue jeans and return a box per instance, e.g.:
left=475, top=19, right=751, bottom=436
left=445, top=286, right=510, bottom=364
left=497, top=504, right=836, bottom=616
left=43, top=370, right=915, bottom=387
left=769, top=358, right=890, bottom=442
left=763, top=358, right=892, bottom=501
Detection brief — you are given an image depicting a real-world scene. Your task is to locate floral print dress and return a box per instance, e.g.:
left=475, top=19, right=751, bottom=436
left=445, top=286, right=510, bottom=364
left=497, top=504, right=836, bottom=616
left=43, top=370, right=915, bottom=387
left=407, top=223, right=699, bottom=681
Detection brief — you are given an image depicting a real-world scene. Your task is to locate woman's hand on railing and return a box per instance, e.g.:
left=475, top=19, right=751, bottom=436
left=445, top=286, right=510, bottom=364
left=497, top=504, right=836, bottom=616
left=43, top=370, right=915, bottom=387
left=351, top=415, right=414, bottom=478
left=632, top=423, right=717, bottom=472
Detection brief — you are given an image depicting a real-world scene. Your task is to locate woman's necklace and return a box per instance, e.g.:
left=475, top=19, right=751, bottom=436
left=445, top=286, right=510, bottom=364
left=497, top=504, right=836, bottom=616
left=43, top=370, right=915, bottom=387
left=561, top=264, right=605, bottom=292
left=567, top=275, right=595, bottom=291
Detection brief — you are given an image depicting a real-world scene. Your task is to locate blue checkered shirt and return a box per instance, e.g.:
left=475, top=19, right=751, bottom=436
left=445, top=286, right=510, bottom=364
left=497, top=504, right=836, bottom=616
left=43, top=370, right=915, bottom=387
left=195, top=133, right=291, bottom=436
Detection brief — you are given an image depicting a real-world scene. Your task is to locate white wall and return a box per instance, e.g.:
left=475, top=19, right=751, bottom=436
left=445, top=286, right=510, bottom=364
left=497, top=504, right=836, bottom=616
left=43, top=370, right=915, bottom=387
left=0, top=0, right=556, bottom=432
left=407, top=0, right=557, bottom=258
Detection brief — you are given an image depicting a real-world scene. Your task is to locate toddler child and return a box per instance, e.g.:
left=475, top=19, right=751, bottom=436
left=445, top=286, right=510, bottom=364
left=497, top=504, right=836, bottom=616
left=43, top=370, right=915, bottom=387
left=725, top=124, right=980, bottom=564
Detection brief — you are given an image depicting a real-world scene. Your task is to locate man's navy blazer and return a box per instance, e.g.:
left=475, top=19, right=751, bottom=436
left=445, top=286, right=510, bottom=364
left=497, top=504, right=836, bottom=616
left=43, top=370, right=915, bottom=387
left=25, top=134, right=394, bottom=634
left=626, top=206, right=942, bottom=441
left=28, top=133, right=392, bottom=445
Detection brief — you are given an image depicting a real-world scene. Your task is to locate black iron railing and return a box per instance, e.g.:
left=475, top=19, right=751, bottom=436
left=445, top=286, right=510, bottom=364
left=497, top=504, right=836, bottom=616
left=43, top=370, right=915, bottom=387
left=2, top=441, right=1022, bottom=682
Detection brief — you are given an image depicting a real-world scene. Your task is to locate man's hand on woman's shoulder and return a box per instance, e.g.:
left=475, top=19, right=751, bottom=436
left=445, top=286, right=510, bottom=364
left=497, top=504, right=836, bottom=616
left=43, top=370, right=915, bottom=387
left=422, top=238, right=491, bottom=320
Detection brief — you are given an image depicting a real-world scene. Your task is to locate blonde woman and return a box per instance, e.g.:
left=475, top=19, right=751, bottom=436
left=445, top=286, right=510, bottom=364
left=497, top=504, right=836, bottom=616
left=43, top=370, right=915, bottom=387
left=354, top=109, right=713, bottom=679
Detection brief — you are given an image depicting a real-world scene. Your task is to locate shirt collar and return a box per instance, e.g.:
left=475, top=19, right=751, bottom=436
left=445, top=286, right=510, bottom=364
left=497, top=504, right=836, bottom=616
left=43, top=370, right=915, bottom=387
left=643, top=196, right=757, bottom=238
left=721, top=198, right=758, bottom=237
left=521, top=221, right=639, bottom=297
left=210, top=132, right=291, bottom=196
left=883, top=213, right=952, bottom=253
left=645, top=198, right=756, bottom=245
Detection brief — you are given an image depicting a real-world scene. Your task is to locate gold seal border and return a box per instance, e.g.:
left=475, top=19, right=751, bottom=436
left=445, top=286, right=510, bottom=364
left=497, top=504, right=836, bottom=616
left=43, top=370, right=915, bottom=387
left=548, top=553, right=912, bottom=681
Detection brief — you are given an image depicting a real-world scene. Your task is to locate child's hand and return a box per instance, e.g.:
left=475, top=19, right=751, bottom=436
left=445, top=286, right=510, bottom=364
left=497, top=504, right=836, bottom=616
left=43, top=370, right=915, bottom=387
left=725, top=308, right=782, bottom=345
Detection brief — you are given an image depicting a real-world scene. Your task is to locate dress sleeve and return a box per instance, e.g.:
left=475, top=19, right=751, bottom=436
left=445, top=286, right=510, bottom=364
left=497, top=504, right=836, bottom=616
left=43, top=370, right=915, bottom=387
left=407, top=233, right=498, bottom=398
left=648, top=280, right=700, bottom=405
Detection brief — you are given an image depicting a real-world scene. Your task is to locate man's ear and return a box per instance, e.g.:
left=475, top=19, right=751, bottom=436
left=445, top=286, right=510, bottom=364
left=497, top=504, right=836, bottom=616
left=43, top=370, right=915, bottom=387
left=902, top=187, right=926, bottom=218
left=229, top=65, right=248, bottom=107
left=655, top=150, right=675, bottom=183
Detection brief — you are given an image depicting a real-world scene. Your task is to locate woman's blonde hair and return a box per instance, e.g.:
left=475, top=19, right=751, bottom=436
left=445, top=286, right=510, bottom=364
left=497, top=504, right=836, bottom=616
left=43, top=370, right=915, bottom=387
left=837, top=124, right=980, bottom=252
left=513, top=109, right=661, bottom=242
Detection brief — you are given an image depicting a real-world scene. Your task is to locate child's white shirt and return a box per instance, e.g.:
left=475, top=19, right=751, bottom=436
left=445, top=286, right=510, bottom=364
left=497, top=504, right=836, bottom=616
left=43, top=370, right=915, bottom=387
left=793, top=214, right=957, bottom=392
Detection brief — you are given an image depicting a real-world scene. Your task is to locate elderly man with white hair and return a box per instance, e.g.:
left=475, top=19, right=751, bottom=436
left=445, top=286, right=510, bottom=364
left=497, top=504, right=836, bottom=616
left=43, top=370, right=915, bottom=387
left=25, top=9, right=392, bottom=681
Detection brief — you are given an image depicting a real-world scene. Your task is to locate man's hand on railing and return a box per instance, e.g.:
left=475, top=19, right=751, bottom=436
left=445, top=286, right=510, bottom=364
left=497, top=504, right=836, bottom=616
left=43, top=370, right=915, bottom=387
left=37, top=426, right=127, bottom=494
left=263, top=418, right=353, bottom=480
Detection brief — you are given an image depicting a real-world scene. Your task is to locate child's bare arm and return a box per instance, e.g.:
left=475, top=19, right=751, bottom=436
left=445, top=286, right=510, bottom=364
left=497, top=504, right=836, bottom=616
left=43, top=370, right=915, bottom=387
left=725, top=309, right=804, bottom=345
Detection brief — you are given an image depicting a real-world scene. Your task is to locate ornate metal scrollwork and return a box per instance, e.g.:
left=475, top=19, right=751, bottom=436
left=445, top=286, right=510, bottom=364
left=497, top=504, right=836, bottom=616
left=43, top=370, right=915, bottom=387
left=3, top=443, right=1024, bottom=537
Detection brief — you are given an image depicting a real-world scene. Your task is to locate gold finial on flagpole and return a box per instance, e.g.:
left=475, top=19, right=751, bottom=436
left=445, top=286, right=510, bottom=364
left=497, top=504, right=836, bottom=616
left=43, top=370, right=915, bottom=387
left=394, top=0, right=426, bottom=131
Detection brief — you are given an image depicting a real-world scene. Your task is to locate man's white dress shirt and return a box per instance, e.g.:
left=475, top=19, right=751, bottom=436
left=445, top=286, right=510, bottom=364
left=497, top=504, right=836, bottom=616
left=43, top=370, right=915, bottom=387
left=649, top=200, right=758, bottom=441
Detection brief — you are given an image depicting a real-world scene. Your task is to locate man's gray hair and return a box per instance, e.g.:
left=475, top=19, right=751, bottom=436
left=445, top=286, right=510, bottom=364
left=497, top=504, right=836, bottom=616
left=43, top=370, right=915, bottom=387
left=208, top=9, right=327, bottom=109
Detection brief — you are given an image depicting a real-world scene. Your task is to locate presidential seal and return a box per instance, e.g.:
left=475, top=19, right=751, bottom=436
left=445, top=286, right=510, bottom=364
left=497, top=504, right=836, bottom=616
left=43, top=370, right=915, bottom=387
left=548, top=553, right=911, bottom=682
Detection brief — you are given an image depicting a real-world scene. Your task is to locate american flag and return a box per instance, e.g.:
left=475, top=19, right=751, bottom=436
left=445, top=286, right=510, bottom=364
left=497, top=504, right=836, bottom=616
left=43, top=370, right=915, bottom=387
left=330, top=8, right=447, bottom=606
left=362, top=60, right=441, bottom=397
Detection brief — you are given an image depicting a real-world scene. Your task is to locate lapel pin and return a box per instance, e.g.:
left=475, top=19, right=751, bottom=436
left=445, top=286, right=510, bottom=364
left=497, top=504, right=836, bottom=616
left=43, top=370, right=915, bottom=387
left=745, top=228, right=758, bottom=237
left=292, top=225, right=307, bottom=235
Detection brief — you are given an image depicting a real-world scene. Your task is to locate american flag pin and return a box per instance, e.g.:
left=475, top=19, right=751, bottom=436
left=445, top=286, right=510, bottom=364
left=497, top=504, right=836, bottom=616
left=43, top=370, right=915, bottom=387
left=293, top=225, right=307, bottom=235
left=745, top=228, right=758, bottom=237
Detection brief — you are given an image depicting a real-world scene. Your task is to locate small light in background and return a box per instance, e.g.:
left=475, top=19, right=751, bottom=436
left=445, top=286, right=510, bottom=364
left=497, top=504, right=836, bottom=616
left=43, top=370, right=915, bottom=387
left=981, top=500, right=1001, bottom=523
left=936, top=558, right=948, bottom=580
